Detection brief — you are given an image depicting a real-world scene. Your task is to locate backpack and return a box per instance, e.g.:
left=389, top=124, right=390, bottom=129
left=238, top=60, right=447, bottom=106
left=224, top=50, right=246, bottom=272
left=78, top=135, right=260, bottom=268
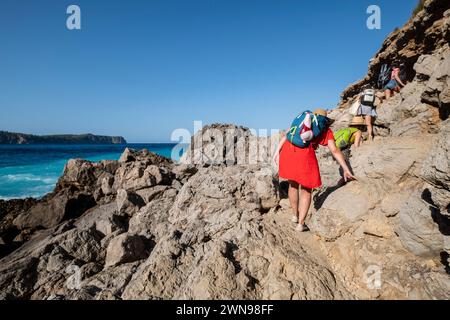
left=349, top=99, right=361, bottom=116
left=398, top=63, right=407, bottom=83
left=377, top=64, right=392, bottom=89
left=334, top=127, right=359, bottom=150
left=360, top=88, right=376, bottom=107
left=286, top=111, right=329, bottom=148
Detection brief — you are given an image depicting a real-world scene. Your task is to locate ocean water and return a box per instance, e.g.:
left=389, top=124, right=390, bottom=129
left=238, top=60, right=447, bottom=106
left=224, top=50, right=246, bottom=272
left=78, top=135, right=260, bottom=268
left=0, top=144, right=180, bottom=200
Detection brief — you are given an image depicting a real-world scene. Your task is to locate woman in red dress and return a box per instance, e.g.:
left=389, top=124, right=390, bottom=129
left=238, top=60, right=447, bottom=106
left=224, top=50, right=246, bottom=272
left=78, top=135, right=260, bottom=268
left=274, top=109, right=356, bottom=232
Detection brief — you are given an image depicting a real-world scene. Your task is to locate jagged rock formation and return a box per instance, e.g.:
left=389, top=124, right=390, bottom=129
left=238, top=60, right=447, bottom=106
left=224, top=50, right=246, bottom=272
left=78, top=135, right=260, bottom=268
left=0, top=148, right=350, bottom=300
left=311, top=0, right=450, bottom=299
left=340, top=0, right=450, bottom=106
left=308, top=132, right=449, bottom=299
left=0, top=198, right=38, bottom=257
left=179, top=123, right=277, bottom=167
left=0, top=0, right=449, bottom=300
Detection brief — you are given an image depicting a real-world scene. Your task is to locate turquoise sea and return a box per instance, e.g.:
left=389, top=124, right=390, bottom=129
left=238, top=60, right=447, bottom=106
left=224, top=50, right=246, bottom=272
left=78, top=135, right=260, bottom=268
left=0, top=144, right=179, bottom=200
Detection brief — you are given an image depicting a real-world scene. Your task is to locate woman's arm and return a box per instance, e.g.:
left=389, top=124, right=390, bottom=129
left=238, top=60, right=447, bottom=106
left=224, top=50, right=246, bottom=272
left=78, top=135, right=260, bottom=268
left=327, top=139, right=357, bottom=182
left=353, top=130, right=363, bottom=148
left=393, top=70, right=406, bottom=87
left=273, top=135, right=287, bottom=166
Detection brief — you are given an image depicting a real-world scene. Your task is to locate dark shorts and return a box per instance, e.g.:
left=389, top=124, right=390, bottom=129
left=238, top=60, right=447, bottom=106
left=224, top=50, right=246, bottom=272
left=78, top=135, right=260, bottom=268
left=384, top=79, right=398, bottom=90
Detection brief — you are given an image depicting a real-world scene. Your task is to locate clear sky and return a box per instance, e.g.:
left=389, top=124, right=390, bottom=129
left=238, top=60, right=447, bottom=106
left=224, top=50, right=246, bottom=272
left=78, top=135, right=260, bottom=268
left=0, top=0, right=418, bottom=142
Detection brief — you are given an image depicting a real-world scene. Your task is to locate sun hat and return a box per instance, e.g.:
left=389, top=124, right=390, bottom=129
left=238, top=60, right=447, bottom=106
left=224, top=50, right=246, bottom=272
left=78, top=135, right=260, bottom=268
left=313, top=108, right=335, bottom=125
left=349, top=116, right=366, bottom=126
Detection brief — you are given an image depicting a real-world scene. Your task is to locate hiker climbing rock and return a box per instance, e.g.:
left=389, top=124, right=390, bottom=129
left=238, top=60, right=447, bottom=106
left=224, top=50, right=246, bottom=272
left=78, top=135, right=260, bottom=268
left=334, top=116, right=367, bottom=150
left=273, top=109, right=356, bottom=232
left=382, top=60, right=407, bottom=99
left=352, top=88, right=380, bottom=141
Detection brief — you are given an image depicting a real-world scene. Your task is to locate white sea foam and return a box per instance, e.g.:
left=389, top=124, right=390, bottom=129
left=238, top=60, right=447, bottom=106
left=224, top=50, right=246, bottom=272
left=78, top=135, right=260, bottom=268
left=0, top=194, right=45, bottom=200
left=4, top=174, right=57, bottom=184
left=0, top=173, right=57, bottom=199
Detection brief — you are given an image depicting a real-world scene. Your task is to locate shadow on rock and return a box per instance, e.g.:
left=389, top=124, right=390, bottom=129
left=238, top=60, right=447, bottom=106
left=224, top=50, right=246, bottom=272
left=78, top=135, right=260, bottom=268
left=422, top=188, right=450, bottom=236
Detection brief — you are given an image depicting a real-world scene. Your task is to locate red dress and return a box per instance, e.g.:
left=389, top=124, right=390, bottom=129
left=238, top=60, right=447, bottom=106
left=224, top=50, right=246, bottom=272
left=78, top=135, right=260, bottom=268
left=279, top=128, right=334, bottom=189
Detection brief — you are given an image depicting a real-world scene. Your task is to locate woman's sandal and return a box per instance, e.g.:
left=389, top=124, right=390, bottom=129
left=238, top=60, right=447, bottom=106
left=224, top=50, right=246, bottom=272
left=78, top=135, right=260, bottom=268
left=291, top=215, right=299, bottom=224
left=296, top=224, right=310, bottom=232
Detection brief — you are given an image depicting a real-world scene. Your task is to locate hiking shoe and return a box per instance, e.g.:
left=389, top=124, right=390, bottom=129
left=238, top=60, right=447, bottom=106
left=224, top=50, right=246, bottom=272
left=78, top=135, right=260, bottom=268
left=296, top=224, right=310, bottom=232
left=291, top=215, right=299, bottom=224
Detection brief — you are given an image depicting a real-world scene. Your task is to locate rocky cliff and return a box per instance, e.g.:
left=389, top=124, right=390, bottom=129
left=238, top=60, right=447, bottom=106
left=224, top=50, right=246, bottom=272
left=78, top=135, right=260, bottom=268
left=0, top=131, right=126, bottom=145
left=340, top=0, right=450, bottom=108
left=0, top=0, right=449, bottom=300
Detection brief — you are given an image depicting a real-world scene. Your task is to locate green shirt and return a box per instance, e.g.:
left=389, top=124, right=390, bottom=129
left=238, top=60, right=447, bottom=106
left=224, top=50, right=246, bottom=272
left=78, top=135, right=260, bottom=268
left=334, top=127, right=360, bottom=150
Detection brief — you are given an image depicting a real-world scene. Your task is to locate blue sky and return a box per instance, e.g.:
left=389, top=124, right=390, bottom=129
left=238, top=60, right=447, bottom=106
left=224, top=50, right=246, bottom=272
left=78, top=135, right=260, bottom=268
left=0, top=0, right=417, bottom=142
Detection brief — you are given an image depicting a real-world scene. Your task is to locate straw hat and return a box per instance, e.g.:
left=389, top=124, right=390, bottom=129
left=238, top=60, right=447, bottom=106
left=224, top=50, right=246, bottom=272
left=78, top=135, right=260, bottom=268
left=313, top=108, right=335, bottom=124
left=350, top=116, right=366, bottom=126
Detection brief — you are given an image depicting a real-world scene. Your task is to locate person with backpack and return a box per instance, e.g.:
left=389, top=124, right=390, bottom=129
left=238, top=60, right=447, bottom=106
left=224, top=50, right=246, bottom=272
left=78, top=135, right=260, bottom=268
left=334, top=116, right=366, bottom=150
left=353, top=88, right=379, bottom=141
left=273, top=109, right=356, bottom=232
left=383, top=61, right=407, bottom=99
left=377, top=63, right=391, bottom=90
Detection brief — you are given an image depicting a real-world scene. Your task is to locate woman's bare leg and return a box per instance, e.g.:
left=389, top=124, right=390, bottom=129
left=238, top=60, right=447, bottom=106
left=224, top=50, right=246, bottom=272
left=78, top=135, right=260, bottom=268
left=288, top=181, right=299, bottom=219
left=298, top=186, right=312, bottom=225
left=354, top=131, right=363, bottom=147
left=384, top=89, right=391, bottom=100
left=365, top=115, right=373, bottom=141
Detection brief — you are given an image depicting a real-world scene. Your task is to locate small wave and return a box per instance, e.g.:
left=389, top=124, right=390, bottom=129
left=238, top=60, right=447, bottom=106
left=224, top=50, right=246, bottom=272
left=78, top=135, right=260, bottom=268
left=0, top=193, right=44, bottom=200
left=4, top=174, right=57, bottom=184
left=0, top=173, right=57, bottom=199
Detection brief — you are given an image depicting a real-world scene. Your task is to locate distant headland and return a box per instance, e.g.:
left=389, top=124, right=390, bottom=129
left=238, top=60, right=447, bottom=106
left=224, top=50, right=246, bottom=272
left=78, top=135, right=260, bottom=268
left=0, top=131, right=127, bottom=144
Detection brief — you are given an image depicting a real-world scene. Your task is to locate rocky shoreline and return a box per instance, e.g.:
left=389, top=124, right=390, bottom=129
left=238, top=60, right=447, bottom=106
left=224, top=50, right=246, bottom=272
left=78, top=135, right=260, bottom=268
left=0, top=0, right=449, bottom=300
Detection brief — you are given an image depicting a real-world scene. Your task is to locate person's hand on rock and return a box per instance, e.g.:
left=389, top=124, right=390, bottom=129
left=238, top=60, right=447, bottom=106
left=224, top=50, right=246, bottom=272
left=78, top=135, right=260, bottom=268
left=343, top=170, right=356, bottom=182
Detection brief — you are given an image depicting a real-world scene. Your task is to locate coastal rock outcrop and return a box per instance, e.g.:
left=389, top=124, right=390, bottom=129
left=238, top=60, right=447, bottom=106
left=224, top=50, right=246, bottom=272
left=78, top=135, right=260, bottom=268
left=308, top=135, right=449, bottom=299
left=312, top=0, right=450, bottom=298
left=334, top=0, right=450, bottom=144
left=1, top=122, right=448, bottom=300
left=180, top=123, right=277, bottom=167
left=0, top=148, right=352, bottom=300
left=0, top=198, right=37, bottom=258
left=104, top=233, right=149, bottom=267
left=340, top=0, right=450, bottom=105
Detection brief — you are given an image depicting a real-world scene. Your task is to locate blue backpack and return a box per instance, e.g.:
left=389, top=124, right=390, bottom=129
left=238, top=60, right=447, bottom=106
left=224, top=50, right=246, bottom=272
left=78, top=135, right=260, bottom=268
left=286, top=111, right=329, bottom=148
